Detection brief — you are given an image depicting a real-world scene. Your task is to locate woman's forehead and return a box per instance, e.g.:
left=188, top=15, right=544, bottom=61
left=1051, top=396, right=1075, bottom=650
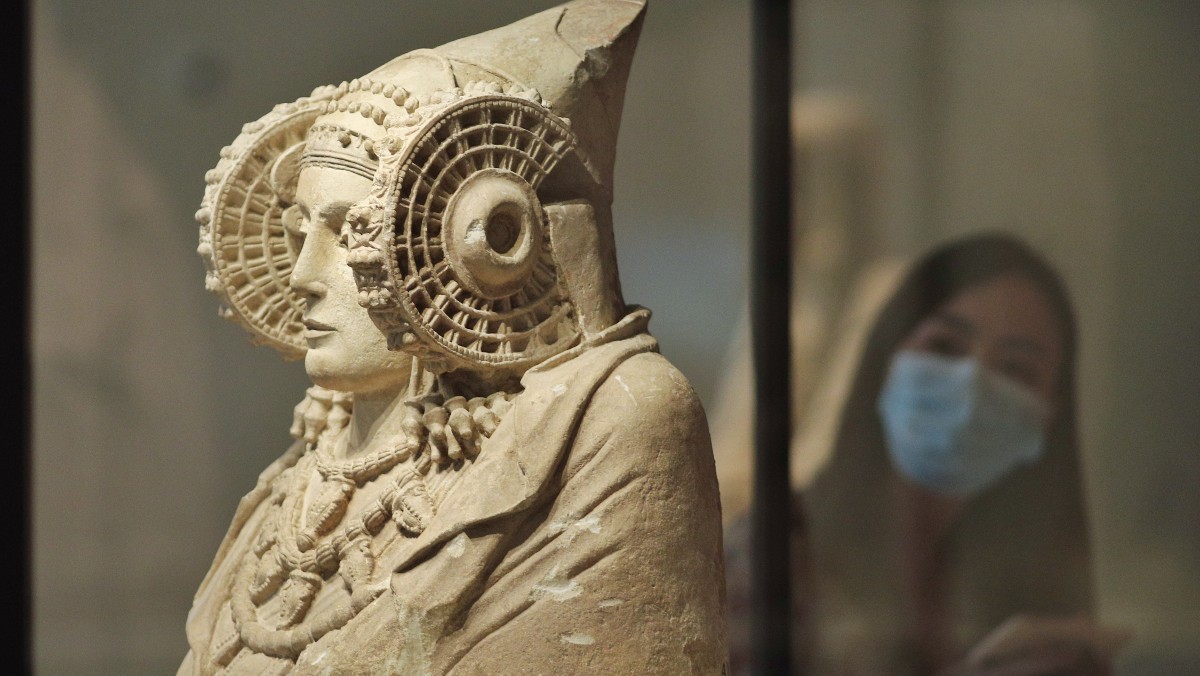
left=932, top=274, right=1064, bottom=353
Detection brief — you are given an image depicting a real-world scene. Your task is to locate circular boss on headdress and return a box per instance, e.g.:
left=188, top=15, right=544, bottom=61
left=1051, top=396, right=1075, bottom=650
left=197, top=92, right=333, bottom=359
left=377, top=95, right=583, bottom=371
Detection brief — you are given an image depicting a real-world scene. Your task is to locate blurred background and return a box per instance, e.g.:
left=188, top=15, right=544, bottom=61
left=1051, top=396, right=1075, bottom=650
left=31, top=0, right=1198, bottom=673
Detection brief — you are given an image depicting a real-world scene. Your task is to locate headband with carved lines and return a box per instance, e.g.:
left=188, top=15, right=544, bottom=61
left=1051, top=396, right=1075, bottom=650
left=295, top=78, right=423, bottom=180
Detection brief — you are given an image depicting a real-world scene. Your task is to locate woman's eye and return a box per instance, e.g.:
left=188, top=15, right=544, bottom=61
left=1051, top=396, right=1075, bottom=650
left=924, top=334, right=967, bottom=357
left=997, top=361, right=1038, bottom=388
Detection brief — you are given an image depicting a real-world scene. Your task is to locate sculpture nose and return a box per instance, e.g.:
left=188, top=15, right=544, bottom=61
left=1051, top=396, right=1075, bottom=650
left=290, top=233, right=326, bottom=300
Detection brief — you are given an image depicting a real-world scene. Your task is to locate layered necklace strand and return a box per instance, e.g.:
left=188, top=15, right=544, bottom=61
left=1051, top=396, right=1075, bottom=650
left=224, top=390, right=516, bottom=663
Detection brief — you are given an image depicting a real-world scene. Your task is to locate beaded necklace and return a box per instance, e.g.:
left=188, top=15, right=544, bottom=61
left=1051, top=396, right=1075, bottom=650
left=225, top=389, right=516, bottom=662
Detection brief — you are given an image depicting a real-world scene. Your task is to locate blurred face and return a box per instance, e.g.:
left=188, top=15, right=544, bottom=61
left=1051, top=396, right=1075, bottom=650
left=289, top=166, right=411, bottom=395
left=898, top=273, right=1065, bottom=407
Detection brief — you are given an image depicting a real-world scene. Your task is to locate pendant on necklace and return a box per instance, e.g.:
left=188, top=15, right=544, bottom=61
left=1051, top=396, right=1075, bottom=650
left=249, top=548, right=288, bottom=605
left=275, top=569, right=322, bottom=628
left=390, top=474, right=434, bottom=536
left=339, top=537, right=376, bottom=591
left=302, top=476, right=355, bottom=544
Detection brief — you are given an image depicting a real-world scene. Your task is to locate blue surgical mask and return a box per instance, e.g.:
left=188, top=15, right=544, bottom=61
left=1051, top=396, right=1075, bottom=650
left=877, top=350, right=1049, bottom=496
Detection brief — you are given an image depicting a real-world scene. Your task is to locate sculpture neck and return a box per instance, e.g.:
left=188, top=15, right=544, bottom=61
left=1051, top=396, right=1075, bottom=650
left=337, top=391, right=400, bottom=460
left=340, top=359, right=435, bottom=460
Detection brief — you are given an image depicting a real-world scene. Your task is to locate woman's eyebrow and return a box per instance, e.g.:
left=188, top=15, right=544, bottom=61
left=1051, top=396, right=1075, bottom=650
left=998, top=335, right=1048, bottom=357
left=929, top=311, right=975, bottom=336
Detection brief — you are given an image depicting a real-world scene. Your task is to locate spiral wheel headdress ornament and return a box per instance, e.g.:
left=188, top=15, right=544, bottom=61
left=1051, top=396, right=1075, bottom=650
left=349, top=94, right=585, bottom=373
left=196, top=87, right=336, bottom=359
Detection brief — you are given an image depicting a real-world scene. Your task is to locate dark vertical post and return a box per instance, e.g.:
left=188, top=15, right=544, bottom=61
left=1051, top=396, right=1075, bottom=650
left=750, top=0, right=794, bottom=674
left=7, top=0, right=31, bottom=671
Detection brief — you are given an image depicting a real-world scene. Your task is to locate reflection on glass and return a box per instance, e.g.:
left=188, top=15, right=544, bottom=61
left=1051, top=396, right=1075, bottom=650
left=727, top=233, right=1129, bottom=675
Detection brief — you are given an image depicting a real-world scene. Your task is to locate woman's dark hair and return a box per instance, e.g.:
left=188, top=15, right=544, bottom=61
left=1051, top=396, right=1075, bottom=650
left=801, top=231, right=1094, bottom=666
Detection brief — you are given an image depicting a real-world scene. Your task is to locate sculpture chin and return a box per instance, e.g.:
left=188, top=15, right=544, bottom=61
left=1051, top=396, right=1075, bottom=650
left=303, top=340, right=411, bottom=396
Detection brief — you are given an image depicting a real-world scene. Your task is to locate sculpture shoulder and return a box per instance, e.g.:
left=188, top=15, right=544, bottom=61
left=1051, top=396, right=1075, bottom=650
left=569, top=349, right=714, bottom=482
left=590, top=350, right=707, bottom=429
left=446, top=349, right=727, bottom=675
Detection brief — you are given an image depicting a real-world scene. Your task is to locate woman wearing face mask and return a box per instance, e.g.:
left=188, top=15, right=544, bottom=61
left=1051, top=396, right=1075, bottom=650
left=784, top=232, right=1127, bottom=675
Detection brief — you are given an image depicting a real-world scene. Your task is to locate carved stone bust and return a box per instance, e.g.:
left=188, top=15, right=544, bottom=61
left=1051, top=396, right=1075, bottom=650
left=182, top=2, right=727, bottom=673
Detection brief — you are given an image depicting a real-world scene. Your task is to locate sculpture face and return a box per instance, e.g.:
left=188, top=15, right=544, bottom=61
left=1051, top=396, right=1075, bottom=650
left=290, top=165, right=411, bottom=395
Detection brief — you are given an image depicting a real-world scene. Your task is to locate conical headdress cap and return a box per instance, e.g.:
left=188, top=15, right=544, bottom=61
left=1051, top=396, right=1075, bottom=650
left=367, top=0, right=646, bottom=199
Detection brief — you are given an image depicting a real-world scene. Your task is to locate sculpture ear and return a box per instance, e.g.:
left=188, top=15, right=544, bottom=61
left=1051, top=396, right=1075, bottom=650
left=545, top=200, right=624, bottom=340
left=443, top=168, right=547, bottom=301
left=358, top=94, right=592, bottom=373
left=269, top=141, right=306, bottom=204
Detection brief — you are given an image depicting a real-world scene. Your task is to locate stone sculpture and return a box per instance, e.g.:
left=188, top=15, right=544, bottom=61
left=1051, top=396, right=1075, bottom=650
left=181, top=1, right=727, bottom=674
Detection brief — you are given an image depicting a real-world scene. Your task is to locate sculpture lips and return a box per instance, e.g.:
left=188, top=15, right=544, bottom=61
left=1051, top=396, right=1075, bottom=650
left=304, top=319, right=336, bottom=337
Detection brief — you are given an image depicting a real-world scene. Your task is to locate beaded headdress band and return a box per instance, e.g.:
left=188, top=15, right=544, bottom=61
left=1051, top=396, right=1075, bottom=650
left=299, top=125, right=379, bottom=181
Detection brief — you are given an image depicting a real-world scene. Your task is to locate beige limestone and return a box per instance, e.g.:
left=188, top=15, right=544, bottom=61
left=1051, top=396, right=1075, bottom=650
left=183, top=1, right=727, bottom=674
